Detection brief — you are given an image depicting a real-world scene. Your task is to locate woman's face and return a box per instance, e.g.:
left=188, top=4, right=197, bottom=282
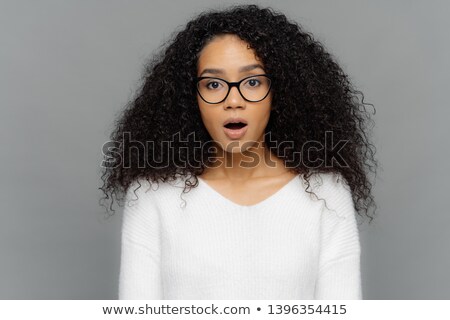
left=196, top=34, right=272, bottom=153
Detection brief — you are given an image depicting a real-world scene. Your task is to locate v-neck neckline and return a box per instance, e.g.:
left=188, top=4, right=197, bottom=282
left=197, top=174, right=299, bottom=209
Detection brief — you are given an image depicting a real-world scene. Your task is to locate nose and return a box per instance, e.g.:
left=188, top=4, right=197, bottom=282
left=224, top=86, right=246, bottom=109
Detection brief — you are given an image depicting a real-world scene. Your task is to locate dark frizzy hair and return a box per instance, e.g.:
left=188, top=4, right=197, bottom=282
left=99, top=4, right=378, bottom=222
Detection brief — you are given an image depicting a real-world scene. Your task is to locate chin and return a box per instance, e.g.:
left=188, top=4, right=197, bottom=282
left=225, top=139, right=261, bottom=154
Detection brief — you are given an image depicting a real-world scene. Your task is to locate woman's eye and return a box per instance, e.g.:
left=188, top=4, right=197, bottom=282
left=206, top=81, right=222, bottom=89
left=245, top=78, right=260, bottom=87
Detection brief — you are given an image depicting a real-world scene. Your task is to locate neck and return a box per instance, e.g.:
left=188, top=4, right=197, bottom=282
left=203, top=139, right=288, bottom=181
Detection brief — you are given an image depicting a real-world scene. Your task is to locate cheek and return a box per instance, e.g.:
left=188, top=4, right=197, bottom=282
left=196, top=94, right=203, bottom=107
left=198, top=105, right=218, bottom=134
left=249, top=107, right=271, bottom=137
left=197, top=98, right=210, bottom=124
left=256, top=104, right=272, bottom=125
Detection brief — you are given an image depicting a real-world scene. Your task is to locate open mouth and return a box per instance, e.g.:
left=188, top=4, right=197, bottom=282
left=223, top=122, right=248, bottom=140
left=223, top=122, right=247, bottom=130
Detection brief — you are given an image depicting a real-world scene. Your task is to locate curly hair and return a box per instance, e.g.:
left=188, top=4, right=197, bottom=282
left=99, top=4, right=378, bottom=222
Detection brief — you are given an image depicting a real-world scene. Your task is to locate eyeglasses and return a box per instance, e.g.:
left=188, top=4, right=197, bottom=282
left=195, top=74, right=272, bottom=104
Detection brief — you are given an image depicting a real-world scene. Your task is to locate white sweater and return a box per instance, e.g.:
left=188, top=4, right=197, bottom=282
left=118, top=172, right=362, bottom=300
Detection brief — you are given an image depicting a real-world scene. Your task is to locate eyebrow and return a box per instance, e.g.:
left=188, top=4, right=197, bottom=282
left=199, top=63, right=265, bottom=77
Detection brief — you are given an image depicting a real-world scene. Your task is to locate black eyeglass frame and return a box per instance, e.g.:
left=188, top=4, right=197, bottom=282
left=195, top=74, right=272, bottom=104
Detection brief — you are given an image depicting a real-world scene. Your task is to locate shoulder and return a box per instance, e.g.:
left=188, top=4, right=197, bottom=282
left=306, top=171, right=354, bottom=219
left=124, top=178, right=155, bottom=205
left=124, top=175, right=191, bottom=207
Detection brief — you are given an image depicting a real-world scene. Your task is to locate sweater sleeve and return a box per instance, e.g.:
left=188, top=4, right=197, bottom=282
left=314, top=174, right=362, bottom=300
left=118, top=179, right=163, bottom=299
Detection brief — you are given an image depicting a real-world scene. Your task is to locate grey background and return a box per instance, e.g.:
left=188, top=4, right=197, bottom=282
left=1, top=0, right=448, bottom=299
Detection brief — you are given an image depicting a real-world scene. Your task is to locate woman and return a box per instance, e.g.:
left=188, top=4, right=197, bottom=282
left=99, top=4, right=377, bottom=299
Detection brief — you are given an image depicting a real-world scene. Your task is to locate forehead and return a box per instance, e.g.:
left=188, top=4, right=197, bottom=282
left=197, top=34, right=264, bottom=74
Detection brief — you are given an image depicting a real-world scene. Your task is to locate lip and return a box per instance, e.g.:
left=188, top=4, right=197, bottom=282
left=223, top=117, right=248, bottom=126
left=223, top=125, right=248, bottom=140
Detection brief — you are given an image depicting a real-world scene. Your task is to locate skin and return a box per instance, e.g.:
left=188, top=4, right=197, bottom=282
left=196, top=34, right=297, bottom=206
